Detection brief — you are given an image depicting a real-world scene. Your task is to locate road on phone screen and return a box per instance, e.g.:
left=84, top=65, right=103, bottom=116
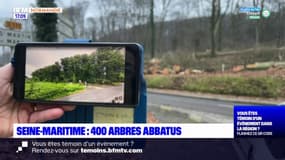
left=56, top=84, right=124, bottom=103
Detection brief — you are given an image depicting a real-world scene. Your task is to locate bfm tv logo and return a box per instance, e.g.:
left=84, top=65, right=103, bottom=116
left=13, top=8, right=29, bottom=20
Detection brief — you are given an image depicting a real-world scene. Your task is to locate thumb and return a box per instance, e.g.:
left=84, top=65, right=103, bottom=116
left=0, top=63, right=14, bottom=82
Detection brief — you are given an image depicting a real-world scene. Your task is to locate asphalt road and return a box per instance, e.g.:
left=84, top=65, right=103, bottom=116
left=57, top=84, right=124, bottom=103
left=148, top=92, right=253, bottom=116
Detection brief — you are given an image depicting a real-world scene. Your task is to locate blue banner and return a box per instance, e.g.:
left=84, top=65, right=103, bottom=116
left=234, top=105, right=285, bottom=137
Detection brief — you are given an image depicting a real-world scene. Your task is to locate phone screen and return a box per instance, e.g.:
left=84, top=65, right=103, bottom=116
left=24, top=46, right=125, bottom=104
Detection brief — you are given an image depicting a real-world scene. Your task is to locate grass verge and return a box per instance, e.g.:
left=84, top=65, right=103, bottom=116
left=25, top=81, right=85, bottom=100
left=146, top=75, right=285, bottom=98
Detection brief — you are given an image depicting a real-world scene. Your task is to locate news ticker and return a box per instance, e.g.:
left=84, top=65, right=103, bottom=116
left=12, top=7, right=63, bottom=20
left=13, top=7, right=63, bottom=13
left=12, top=105, right=285, bottom=138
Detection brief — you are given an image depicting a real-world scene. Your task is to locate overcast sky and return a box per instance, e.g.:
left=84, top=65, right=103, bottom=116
left=0, top=0, right=272, bottom=30
left=26, top=47, right=97, bottom=76
left=0, top=1, right=33, bottom=18
left=0, top=0, right=273, bottom=19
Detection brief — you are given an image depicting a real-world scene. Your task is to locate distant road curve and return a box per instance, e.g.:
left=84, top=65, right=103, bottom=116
left=147, top=91, right=256, bottom=116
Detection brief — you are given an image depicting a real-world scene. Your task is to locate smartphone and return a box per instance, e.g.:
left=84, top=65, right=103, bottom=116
left=13, top=42, right=142, bottom=107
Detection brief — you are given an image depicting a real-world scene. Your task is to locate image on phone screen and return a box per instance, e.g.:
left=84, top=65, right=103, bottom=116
left=24, top=46, right=125, bottom=104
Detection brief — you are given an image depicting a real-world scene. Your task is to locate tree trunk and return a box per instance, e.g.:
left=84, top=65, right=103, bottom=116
left=211, top=0, right=217, bottom=57
left=150, top=0, right=155, bottom=58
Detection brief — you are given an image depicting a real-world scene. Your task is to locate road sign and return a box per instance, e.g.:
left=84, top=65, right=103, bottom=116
left=0, top=29, right=32, bottom=46
left=4, top=21, right=22, bottom=30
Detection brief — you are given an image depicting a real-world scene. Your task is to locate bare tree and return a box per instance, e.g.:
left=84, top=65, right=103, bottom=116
left=253, top=0, right=265, bottom=48
left=157, top=0, right=173, bottom=54
left=85, top=17, right=97, bottom=41
left=63, top=0, right=89, bottom=38
left=210, top=0, right=221, bottom=56
left=217, top=0, right=231, bottom=51
left=92, top=0, right=149, bottom=40
left=276, top=1, right=285, bottom=48
left=150, top=0, right=155, bottom=58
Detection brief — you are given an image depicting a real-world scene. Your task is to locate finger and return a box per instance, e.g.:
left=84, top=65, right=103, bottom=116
left=29, top=108, right=64, bottom=123
left=36, top=105, right=76, bottom=112
left=62, top=105, right=76, bottom=111
left=0, top=63, right=14, bottom=82
left=17, top=102, right=34, bottom=123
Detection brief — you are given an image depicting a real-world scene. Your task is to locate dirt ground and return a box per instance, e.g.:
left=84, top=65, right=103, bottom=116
left=147, top=112, right=159, bottom=123
left=200, top=67, right=285, bottom=79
